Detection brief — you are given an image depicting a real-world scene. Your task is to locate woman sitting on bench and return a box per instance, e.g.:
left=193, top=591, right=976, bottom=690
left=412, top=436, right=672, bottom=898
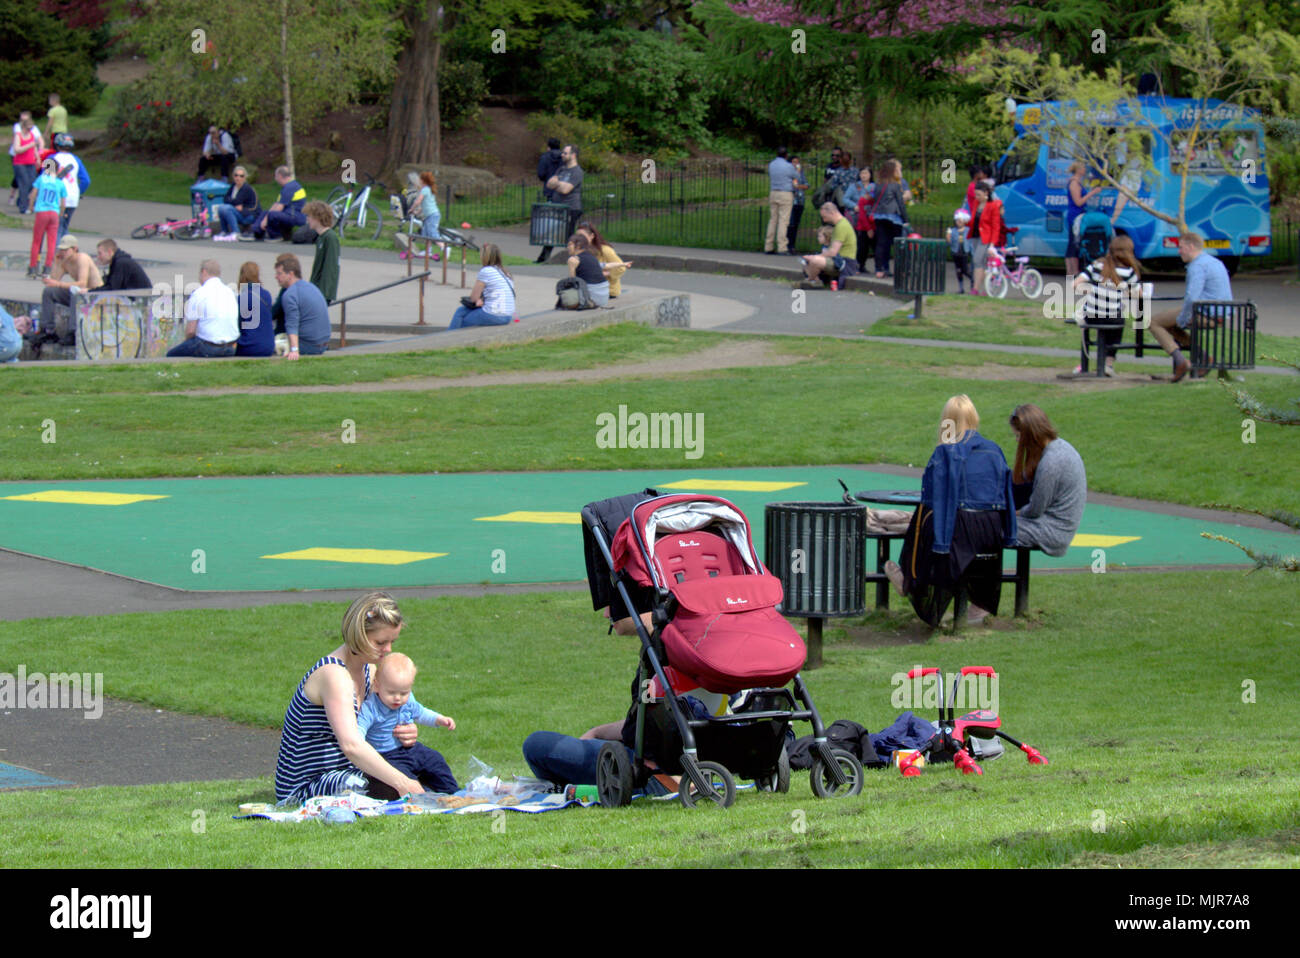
left=885, top=395, right=1018, bottom=627
left=1071, top=234, right=1141, bottom=376
left=1009, top=404, right=1087, bottom=556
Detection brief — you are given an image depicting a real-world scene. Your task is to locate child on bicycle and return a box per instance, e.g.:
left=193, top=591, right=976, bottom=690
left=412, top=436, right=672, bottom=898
left=948, top=208, right=974, bottom=294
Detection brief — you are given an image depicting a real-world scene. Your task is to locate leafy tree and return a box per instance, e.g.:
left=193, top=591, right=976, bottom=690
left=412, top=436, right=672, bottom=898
left=384, top=0, right=586, bottom=169
left=533, top=24, right=711, bottom=150
left=970, top=0, right=1297, bottom=232
left=695, top=0, right=1017, bottom=162
left=122, top=0, right=393, bottom=172
left=0, top=0, right=102, bottom=118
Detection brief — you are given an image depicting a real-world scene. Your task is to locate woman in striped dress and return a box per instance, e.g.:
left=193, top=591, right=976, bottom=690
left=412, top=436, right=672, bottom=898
left=274, top=592, right=425, bottom=803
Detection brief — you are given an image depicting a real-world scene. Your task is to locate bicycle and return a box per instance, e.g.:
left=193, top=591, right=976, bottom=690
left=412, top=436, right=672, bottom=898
left=326, top=173, right=385, bottom=241
left=984, top=228, right=1043, bottom=299
left=129, top=207, right=211, bottom=241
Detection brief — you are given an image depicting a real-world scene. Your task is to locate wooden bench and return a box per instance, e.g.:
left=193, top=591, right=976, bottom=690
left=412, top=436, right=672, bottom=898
left=864, top=530, right=1035, bottom=618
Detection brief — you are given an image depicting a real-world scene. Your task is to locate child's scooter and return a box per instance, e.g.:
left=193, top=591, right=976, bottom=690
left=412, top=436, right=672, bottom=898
left=899, top=666, right=1048, bottom=776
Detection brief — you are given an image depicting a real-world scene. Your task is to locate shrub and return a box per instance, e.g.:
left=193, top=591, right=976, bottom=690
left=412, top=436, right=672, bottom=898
left=439, top=59, right=488, bottom=132
left=107, top=77, right=199, bottom=154
left=534, top=25, right=712, bottom=151
left=525, top=112, right=625, bottom=174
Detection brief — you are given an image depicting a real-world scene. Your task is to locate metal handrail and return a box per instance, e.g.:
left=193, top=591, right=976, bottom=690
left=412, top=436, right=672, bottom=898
left=334, top=271, right=431, bottom=347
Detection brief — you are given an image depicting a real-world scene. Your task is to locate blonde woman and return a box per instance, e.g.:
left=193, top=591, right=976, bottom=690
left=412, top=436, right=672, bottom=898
left=884, top=395, right=1018, bottom=626
left=1065, top=161, right=1103, bottom=275
left=449, top=242, right=515, bottom=328
left=575, top=221, right=632, bottom=298
left=274, top=592, right=425, bottom=802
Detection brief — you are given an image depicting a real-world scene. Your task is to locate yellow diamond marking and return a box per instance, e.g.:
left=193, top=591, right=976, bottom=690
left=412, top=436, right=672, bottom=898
left=2, top=491, right=170, bottom=506
left=262, top=548, right=446, bottom=565
left=475, top=511, right=581, bottom=524
left=658, top=480, right=807, bottom=492
left=1069, top=534, right=1141, bottom=548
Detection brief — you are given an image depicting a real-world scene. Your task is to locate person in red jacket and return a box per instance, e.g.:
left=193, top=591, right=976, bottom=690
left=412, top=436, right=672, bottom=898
left=970, top=183, right=1004, bottom=297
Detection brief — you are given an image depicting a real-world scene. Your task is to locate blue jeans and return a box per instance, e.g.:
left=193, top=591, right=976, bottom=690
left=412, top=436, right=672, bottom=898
left=216, top=205, right=259, bottom=234
left=449, top=305, right=511, bottom=330
left=14, top=164, right=37, bottom=213
left=522, top=732, right=632, bottom=787
left=166, top=337, right=235, bottom=358
left=298, top=339, right=329, bottom=355
left=58, top=207, right=75, bottom=243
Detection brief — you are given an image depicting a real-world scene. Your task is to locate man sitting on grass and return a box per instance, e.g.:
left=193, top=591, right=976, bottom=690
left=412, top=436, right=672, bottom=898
left=799, top=202, right=857, bottom=289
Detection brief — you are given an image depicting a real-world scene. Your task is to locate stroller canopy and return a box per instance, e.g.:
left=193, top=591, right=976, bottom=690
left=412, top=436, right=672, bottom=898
left=613, top=494, right=763, bottom=589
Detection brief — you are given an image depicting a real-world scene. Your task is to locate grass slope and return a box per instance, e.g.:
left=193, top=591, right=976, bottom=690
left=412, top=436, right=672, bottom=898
left=0, top=572, right=1296, bottom=867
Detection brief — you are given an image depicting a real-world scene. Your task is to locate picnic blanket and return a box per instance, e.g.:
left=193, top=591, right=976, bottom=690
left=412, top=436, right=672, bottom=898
left=236, top=774, right=593, bottom=822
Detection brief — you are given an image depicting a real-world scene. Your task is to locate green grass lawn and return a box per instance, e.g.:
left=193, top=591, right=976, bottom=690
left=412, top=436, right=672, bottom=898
left=0, top=328, right=1295, bottom=518
left=871, top=294, right=1300, bottom=360
left=0, top=572, right=1296, bottom=867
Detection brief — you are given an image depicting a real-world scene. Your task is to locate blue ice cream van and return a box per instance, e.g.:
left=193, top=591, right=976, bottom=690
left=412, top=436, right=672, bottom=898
left=994, top=97, right=1271, bottom=274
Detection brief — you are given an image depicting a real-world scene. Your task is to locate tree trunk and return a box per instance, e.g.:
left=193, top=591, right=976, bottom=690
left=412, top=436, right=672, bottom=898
left=860, top=97, right=876, bottom=171
left=384, top=0, right=445, bottom=170
left=281, top=0, right=294, bottom=173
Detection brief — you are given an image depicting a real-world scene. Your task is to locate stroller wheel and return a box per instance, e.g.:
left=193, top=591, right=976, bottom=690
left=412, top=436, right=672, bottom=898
left=680, top=760, right=736, bottom=809
left=810, top=747, right=864, bottom=799
left=595, top=742, right=634, bottom=808
left=756, top=745, right=791, bottom=793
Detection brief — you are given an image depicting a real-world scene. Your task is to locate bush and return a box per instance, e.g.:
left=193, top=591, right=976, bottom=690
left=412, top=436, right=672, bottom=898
left=524, top=112, right=626, bottom=174
left=0, top=0, right=102, bottom=119
left=107, top=77, right=199, bottom=154
left=534, top=25, right=712, bottom=150
left=439, top=59, right=488, bottom=132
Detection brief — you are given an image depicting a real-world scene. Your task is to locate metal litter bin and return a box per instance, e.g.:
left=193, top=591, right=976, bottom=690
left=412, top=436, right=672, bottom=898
left=764, top=501, right=866, bottom=668
left=530, top=202, right=571, bottom=247
left=893, top=237, right=948, bottom=318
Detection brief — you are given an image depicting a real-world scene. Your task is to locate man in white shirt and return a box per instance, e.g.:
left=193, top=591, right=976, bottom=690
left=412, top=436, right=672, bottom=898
left=197, top=126, right=237, bottom=181
left=167, top=259, right=239, bottom=357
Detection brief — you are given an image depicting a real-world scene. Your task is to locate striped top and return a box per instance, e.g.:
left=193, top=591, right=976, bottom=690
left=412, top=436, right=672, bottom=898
left=1080, top=261, right=1138, bottom=322
left=274, top=655, right=369, bottom=802
left=478, top=266, right=515, bottom=317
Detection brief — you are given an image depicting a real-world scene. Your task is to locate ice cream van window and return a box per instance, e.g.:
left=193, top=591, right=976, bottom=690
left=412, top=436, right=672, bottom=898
left=1171, top=129, right=1259, bottom=177
left=998, top=134, right=1040, bottom=183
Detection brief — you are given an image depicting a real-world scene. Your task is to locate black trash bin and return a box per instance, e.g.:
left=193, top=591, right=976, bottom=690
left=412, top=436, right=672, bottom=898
left=764, top=501, right=866, bottom=668
left=530, top=202, right=571, bottom=248
left=1191, top=301, right=1256, bottom=376
left=893, top=236, right=948, bottom=318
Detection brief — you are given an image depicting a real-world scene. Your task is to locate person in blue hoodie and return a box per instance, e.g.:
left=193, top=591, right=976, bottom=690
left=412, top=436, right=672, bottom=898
left=885, top=395, right=1017, bottom=626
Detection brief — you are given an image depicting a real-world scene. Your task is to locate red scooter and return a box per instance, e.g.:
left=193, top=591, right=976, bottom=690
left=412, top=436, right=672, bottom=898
left=899, top=666, right=1048, bottom=776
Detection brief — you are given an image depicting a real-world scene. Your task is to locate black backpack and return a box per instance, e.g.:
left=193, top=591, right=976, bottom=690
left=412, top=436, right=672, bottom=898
left=224, top=129, right=242, bottom=158
left=788, top=720, right=885, bottom=769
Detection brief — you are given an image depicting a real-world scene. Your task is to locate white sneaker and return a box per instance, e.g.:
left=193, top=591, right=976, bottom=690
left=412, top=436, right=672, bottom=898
left=1104, top=364, right=1116, bottom=377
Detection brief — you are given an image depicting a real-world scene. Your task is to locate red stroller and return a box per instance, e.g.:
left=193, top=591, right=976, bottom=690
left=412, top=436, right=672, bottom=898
left=583, top=492, right=864, bottom=807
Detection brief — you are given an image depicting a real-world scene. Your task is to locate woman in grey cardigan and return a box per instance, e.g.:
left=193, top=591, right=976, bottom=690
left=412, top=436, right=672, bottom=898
left=1009, top=405, right=1087, bottom=556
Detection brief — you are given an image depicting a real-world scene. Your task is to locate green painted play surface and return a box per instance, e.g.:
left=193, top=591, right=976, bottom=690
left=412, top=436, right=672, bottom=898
left=1, top=467, right=1294, bottom=591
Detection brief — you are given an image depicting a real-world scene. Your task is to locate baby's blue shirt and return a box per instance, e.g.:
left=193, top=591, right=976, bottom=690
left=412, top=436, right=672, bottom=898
left=356, top=691, right=442, bottom=753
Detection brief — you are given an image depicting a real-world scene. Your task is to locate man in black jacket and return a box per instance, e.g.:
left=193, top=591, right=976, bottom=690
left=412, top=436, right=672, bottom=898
left=91, top=239, right=152, bottom=291
left=537, top=137, right=563, bottom=202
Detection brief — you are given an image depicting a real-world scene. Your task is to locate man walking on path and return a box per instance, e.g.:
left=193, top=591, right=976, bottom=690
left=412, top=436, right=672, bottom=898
left=764, top=147, right=797, bottom=255
left=1149, top=232, right=1233, bottom=382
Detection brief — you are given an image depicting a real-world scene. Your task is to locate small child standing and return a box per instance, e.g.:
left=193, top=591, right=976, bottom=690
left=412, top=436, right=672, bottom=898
left=948, top=208, right=974, bottom=294
left=357, top=652, right=459, bottom=794
left=417, top=170, right=442, bottom=260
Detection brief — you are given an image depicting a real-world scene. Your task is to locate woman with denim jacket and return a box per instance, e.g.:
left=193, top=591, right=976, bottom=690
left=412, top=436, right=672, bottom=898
left=885, top=395, right=1017, bottom=627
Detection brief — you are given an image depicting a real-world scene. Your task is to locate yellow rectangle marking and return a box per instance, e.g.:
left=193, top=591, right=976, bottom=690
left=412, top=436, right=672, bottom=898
left=474, top=511, right=581, bottom=524
left=657, top=480, right=807, bottom=492
left=2, top=491, right=169, bottom=506
left=1069, top=534, right=1140, bottom=548
left=262, top=548, right=446, bottom=565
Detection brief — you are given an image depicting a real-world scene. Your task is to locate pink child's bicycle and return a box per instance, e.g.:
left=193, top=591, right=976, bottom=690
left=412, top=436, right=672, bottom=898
left=131, top=189, right=214, bottom=241
left=984, top=227, right=1044, bottom=299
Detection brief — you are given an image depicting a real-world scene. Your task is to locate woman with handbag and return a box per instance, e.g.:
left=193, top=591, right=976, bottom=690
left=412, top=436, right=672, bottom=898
left=449, top=243, right=515, bottom=329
